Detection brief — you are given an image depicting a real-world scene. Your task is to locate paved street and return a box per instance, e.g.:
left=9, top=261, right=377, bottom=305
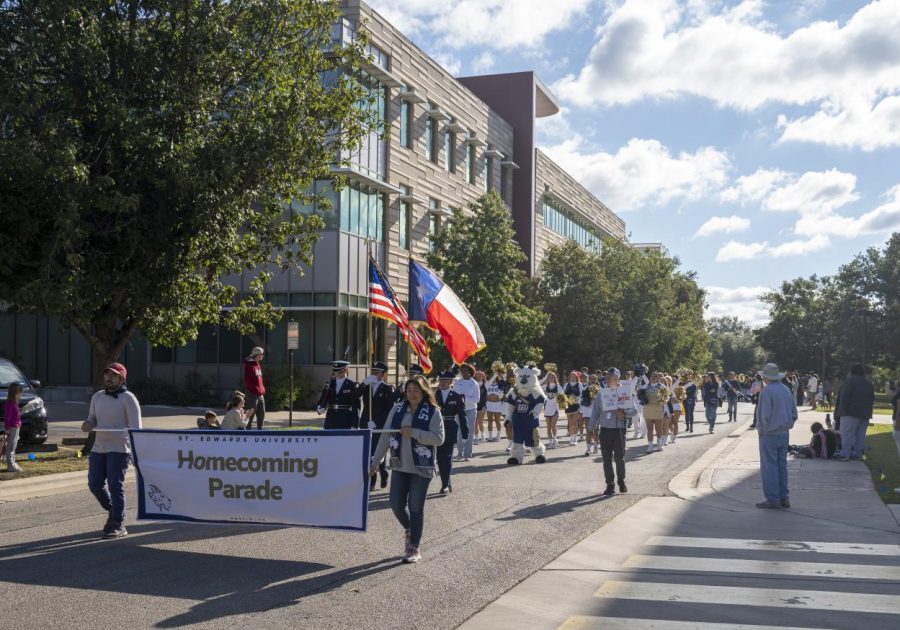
left=1, top=406, right=745, bottom=629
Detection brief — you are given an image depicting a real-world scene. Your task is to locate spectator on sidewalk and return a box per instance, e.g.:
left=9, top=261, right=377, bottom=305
left=755, top=363, right=798, bottom=509
left=789, top=421, right=837, bottom=459
left=806, top=373, right=819, bottom=408
left=243, top=346, right=266, bottom=430
left=221, top=392, right=250, bottom=429
left=3, top=383, right=24, bottom=472
left=196, top=410, right=221, bottom=430
left=833, top=363, right=875, bottom=461
left=80, top=362, right=142, bottom=539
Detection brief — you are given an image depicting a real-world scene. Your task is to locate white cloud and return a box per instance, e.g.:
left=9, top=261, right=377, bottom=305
left=720, top=168, right=791, bottom=204
left=793, top=184, right=900, bottom=237
left=769, top=234, right=831, bottom=257
left=777, top=94, right=900, bottom=151
left=716, top=240, right=768, bottom=262
left=541, top=138, right=731, bottom=212
left=554, top=0, right=900, bottom=150
left=368, top=0, right=593, bottom=51
left=472, top=51, right=495, bottom=73
left=694, top=215, right=751, bottom=238
left=704, top=285, right=771, bottom=326
left=764, top=169, right=859, bottom=213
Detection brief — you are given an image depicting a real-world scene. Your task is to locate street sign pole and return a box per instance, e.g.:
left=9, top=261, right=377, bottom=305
left=287, top=319, right=299, bottom=427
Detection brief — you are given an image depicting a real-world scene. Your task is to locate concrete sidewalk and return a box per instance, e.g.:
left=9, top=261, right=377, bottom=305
left=461, top=411, right=900, bottom=630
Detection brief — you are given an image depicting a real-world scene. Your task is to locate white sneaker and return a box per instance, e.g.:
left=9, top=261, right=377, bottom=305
left=592, top=444, right=599, bottom=454
left=402, top=545, right=421, bottom=563
left=505, top=442, right=512, bottom=453
left=7, top=464, right=23, bottom=472
left=584, top=447, right=591, bottom=456
left=656, top=443, right=664, bottom=451
left=646, top=444, right=655, bottom=454
left=671, top=435, right=677, bottom=443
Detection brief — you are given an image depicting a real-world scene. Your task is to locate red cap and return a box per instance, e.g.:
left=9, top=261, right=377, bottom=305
left=104, top=362, right=127, bottom=381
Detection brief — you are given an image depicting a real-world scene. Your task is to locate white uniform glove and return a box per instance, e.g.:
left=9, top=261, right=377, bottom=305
left=367, top=420, right=376, bottom=430
left=316, top=406, right=325, bottom=415
left=364, top=375, right=378, bottom=386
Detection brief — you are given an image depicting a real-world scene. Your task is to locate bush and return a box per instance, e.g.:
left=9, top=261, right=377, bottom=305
left=130, top=372, right=220, bottom=407
left=129, top=378, right=178, bottom=405
left=243, top=365, right=320, bottom=411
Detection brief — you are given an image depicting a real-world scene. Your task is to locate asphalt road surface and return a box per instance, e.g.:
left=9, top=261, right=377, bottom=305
left=0, top=406, right=750, bottom=629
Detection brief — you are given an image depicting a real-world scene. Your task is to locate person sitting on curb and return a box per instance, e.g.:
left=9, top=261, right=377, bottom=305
left=221, top=393, right=249, bottom=430
left=196, top=410, right=221, bottom=430
left=789, top=421, right=837, bottom=459
left=755, top=362, right=798, bottom=510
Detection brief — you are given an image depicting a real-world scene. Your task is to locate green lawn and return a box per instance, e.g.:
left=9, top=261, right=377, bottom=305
left=862, top=424, right=900, bottom=504
left=0, top=447, right=89, bottom=482
left=813, top=391, right=896, bottom=416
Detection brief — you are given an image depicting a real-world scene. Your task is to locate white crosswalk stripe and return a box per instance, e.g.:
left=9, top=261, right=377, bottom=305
left=593, top=581, right=900, bottom=614
left=559, top=617, right=812, bottom=630
left=646, top=536, right=900, bottom=556
left=623, top=553, right=900, bottom=581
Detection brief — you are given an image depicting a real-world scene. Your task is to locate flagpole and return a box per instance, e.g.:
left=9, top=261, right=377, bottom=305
left=366, top=239, right=374, bottom=429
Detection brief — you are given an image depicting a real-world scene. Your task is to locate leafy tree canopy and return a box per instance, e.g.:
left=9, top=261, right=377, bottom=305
left=0, top=0, right=375, bottom=381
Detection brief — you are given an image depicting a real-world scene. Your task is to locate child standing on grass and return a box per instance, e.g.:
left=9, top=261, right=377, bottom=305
left=3, top=383, right=24, bottom=472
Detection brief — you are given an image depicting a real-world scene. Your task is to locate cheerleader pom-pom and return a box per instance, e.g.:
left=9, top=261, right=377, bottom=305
left=544, top=362, right=558, bottom=375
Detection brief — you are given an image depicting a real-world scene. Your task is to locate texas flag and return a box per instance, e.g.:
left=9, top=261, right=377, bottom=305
left=408, top=261, right=486, bottom=365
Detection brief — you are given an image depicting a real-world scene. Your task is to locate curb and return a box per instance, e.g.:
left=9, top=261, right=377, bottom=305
left=0, top=468, right=135, bottom=503
left=668, top=420, right=750, bottom=500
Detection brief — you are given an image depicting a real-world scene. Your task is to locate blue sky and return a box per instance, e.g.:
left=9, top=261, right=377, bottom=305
left=368, top=0, right=900, bottom=325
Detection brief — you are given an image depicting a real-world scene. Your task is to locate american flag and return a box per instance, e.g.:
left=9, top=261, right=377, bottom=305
left=369, top=256, right=432, bottom=373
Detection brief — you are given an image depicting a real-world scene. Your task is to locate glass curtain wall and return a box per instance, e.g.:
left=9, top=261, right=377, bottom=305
left=542, top=198, right=603, bottom=253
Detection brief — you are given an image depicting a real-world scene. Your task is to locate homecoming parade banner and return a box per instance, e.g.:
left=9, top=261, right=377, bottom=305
left=129, top=429, right=371, bottom=531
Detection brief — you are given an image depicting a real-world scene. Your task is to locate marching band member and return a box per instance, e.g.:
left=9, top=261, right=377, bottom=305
left=564, top=371, right=583, bottom=446
left=316, top=361, right=361, bottom=430
left=541, top=370, right=561, bottom=449
left=452, top=363, right=479, bottom=461
left=474, top=370, right=487, bottom=444
left=629, top=364, right=649, bottom=439
left=436, top=370, right=469, bottom=493
left=484, top=361, right=509, bottom=443
left=581, top=373, right=600, bottom=456
left=682, top=371, right=698, bottom=433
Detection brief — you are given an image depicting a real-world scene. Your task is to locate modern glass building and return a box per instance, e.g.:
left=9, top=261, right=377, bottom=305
left=0, top=0, right=625, bottom=395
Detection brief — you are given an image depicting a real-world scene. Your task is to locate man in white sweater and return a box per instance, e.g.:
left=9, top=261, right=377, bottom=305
left=453, top=363, right=480, bottom=461
left=81, top=363, right=142, bottom=539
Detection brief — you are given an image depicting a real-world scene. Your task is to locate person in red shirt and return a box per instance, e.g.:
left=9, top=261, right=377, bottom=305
left=243, top=347, right=266, bottom=430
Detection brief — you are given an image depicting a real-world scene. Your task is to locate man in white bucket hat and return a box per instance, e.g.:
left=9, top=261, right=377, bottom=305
left=755, top=362, right=798, bottom=509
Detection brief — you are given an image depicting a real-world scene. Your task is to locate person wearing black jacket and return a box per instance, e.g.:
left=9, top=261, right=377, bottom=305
left=316, top=361, right=361, bottom=429
left=435, top=369, right=469, bottom=494
left=834, top=363, right=875, bottom=460
left=354, top=361, right=398, bottom=490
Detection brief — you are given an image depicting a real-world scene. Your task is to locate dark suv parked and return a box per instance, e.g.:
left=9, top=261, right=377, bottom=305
left=0, top=358, right=48, bottom=444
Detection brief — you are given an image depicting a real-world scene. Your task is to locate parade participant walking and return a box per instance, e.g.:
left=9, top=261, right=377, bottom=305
left=542, top=371, right=561, bottom=449
left=242, top=346, right=266, bottom=430
left=806, top=372, right=819, bottom=409
left=371, top=375, right=445, bottom=563
left=701, top=372, right=720, bottom=433
left=80, top=363, right=142, bottom=539
left=581, top=374, right=600, bottom=456
left=833, top=363, right=875, bottom=460
left=682, top=372, right=698, bottom=433
left=474, top=370, right=487, bottom=444
left=453, top=363, right=479, bottom=461
left=355, top=361, right=398, bottom=490
left=435, top=370, right=468, bottom=493
left=749, top=372, right=764, bottom=429
left=484, top=361, right=509, bottom=443
left=755, top=363, right=798, bottom=509
left=317, top=360, right=361, bottom=430
left=591, top=368, right=636, bottom=496
left=724, top=371, right=741, bottom=422
left=640, top=372, right=668, bottom=453
left=663, top=375, right=681, bottom=443
left=3, top=383, right=23, bottom=472
left=628, top=365, right=649, bottom=440
left=564, top=371, right=583, bottom=446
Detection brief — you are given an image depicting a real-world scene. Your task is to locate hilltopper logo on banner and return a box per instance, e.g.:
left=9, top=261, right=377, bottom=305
left=129, top=429, right=371, bottom=531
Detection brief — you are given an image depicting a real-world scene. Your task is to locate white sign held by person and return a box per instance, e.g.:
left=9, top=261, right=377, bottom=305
left=129, top=429, right=371, bottom=531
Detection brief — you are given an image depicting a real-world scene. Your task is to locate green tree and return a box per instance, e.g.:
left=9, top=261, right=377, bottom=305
left=532, top=238, right=709, bottom=372
left=706, top=316, right=765, bottom=374
left=0, top=0, right=374, bottom=383
left=426, top=191, right=548, bottom=367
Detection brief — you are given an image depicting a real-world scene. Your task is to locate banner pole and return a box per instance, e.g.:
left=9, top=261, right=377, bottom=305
left=366, top=240, right=374, bottom=429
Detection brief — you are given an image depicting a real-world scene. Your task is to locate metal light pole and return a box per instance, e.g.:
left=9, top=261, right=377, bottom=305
left=287, top=319, right=299, bottom=427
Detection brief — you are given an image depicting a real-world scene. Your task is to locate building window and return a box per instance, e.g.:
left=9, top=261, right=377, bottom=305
left=400, top=99, right=412, bottom=149
left=398, top=186, right=411, bottom=250
left=424, top=104, right=438, bottom=163
left=340, top=182, right=385, bottom=240
left=542, top=198, right=602, bottom=253
left=444, top=130, right=455, bottom=173
left=500, top=168, right=508, bottom=202
left=483, top=155, right=493, bottom=192
left=428, top=198, right=441, bottom=253
left=467, top=143, right=476, bottom=184
left=341, top=71, right=388, bottom=181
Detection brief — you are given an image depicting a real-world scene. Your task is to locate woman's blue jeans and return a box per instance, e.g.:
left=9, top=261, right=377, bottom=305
left=389, top=470, right=432, bottom=546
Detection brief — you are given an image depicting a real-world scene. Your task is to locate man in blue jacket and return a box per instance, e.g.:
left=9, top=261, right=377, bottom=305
left=833, top=363, right=875, bottom=460
left=755, top=363, right=798, bottom=509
